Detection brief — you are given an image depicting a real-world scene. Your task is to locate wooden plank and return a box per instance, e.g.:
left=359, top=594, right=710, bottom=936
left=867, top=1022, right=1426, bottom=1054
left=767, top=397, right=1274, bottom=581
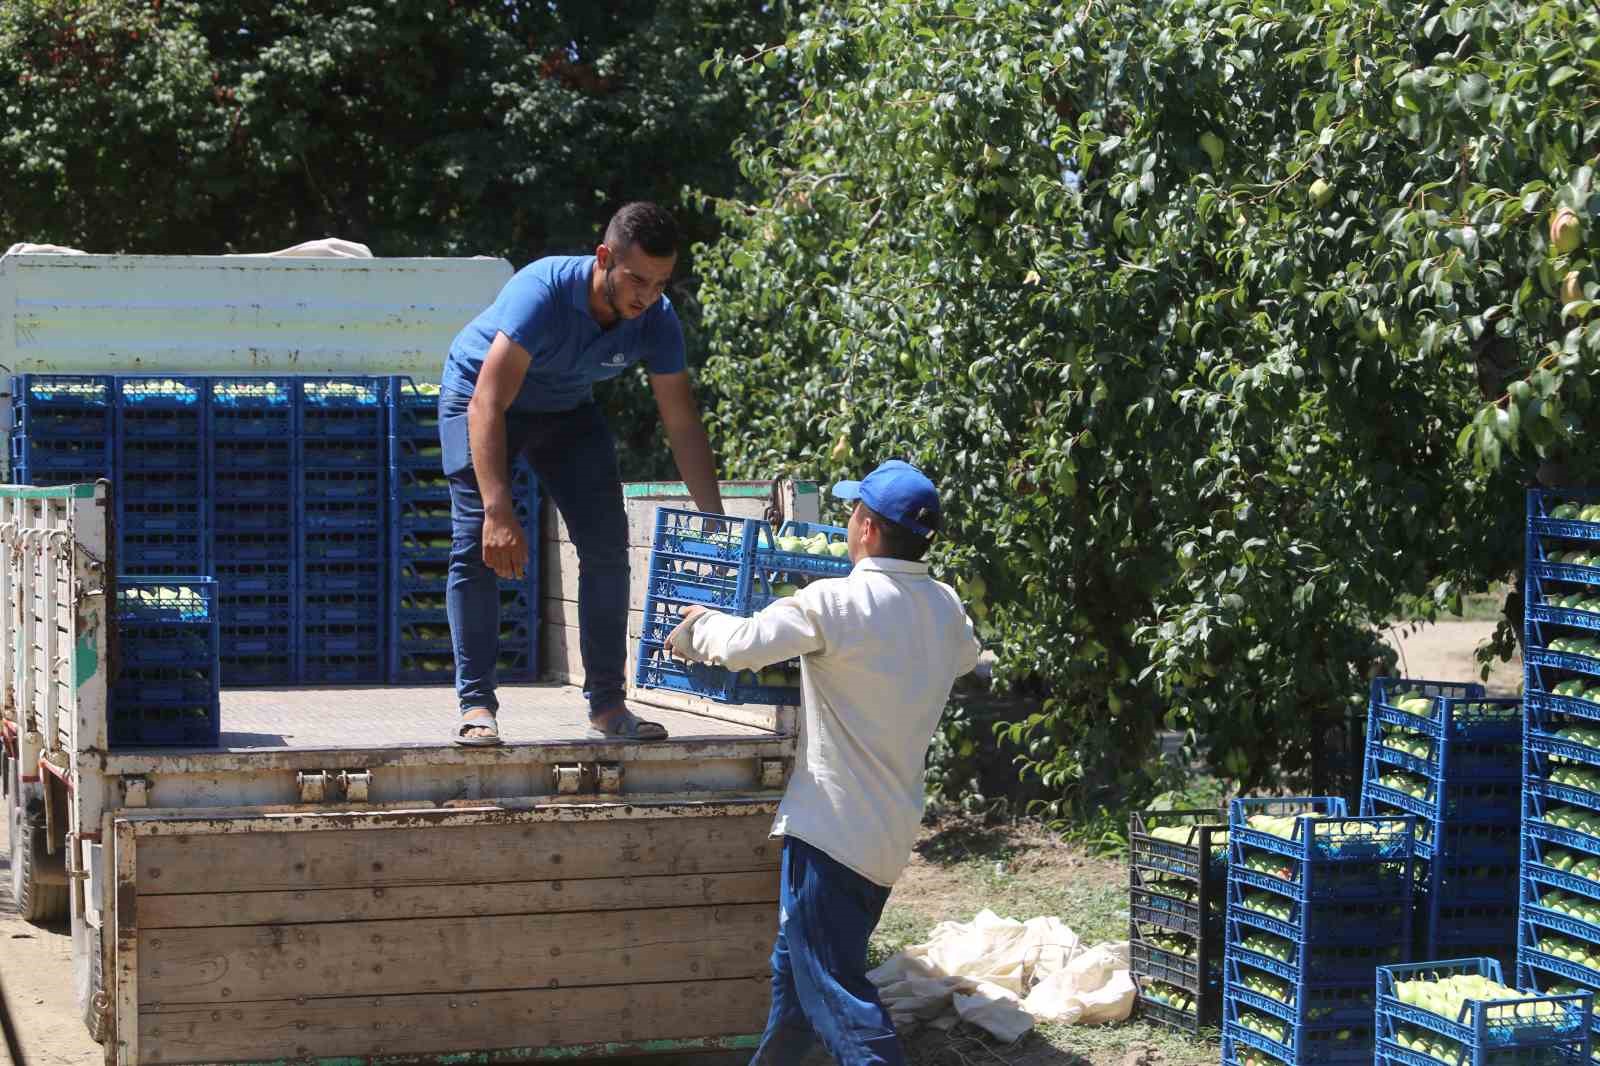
left=542, top=540, right=653, bottom=611
left=140, top=976, right=770, bottom=1065
left=135, top=814, right=778, bottom=894
left=542, top=595, right=647, bottom=636
left=139, top=869, right=778, bottom=929
left=115, top=819, right=140, bottom=1066
left=139, top=903, right=774, bottom=1004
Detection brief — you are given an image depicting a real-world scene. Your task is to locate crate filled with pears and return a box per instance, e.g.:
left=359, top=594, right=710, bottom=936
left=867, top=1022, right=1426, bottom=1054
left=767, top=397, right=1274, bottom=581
left=1359, top=677, right=1523, bottom=970
left=1222, top=796, right=1415, bottom=1065
left=1127, top=809, right=1227, bottom=1032
left=634, top=507, right=850, bottom=704
left=1376, top=957, right=1592, bottom=1065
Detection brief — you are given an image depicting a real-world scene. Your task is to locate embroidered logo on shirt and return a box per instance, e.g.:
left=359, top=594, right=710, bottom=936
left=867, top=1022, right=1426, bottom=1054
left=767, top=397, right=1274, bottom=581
left=603, top=353, right=627, bottom=366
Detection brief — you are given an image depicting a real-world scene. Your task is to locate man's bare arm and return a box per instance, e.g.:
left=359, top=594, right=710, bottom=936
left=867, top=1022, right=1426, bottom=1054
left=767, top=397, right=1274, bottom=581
left=650, top=370, right=724, bottom=515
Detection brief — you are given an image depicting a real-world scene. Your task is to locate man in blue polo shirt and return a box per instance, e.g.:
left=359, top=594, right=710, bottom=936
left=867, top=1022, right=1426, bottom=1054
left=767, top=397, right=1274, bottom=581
left=438, top=202, right=724, bottom=745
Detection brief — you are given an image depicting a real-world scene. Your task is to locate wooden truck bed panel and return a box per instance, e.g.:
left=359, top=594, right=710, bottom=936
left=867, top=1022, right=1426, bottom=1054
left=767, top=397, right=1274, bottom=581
left=117, top=803, right=781, bottom=1065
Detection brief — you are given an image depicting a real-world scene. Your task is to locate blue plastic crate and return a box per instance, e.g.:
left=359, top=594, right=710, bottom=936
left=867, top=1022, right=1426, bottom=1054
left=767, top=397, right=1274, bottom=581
left=1368, top=677, right=1523, bottom=741
left=1224, top=955, right=1374, bottom=1029
left=11, top=373, right=114, bottom=409
left=1224, top=1003, right=1374, bottom=1064
left=302, top=468, right=383, bottom=500
left=1230, top=796, right=1415, bottom=862
left=300, top=653, right=383, bottom=684
left=218, top=593, right=293, bottom=627
left=633, top=644, right=801, bottom=707
left=210, top=469, right=293, bottom=505
left=300, top=530, right=383, bottom=563
left=11, top=406, right=111, bottom=438
left=1377, top=958, right=1590, bottom=1052
left=117, top=438, right=203, bottom=471
left=9, top=464, right=105, bottom=487
left=211, top=561, right=293, bottom=596
left=1224, top=914, right=1405, bottom=986
left=389, top=650, right=456, bottom=684
left=1364, top=732, right=1522, bottom=783
left=1229, top=852, right=1412, bottom=904
left=300, top=438, right=386, bottom=469
left=11, top=434, right=112, bottom=471
left=1362, top=777, right=1521, bottom=824
left=392, top=498, right=455, bottom=527
left=218, top=652, right=294, bottom=688
left=213, top=438, right=291, bottom=471
left=1228, top=886, right=1410, bottom=947
left=212, top=531, right=291, bottom=565
left=389, top=435, right=444, bottom=469
left=116, top=375, right=206, bottom=442
left=119, top=530, right=206, bottom=570
left=302, top=623, right=382, bottom=656
left=298, top=378, right=386, bottom=443
left=302, top=500, right=384, bottom=531
left=220, top=624, right=295, bottom=658
left=112, top=577, right=219, bottom=747
left=386, top=376, right=441, bottom=434
left=108, top=698, right=219, bottom=748
left=115, top=375, right=205, bottom=409
left=210, top=500, right=293, bottom=533
left=1129, top=808, right=1228, bottom=884
left=118, top=499, right=204, bottom=534
left=208, top=377, right=294, bottom=438
left=395, top=528, right=453, bottom=558
left=303, top=592, right=382, bottom=625
left=392, top=467, right=452, bottom=502
left=302, top=562, right=384, bottom=595
left=395, top=557, right=450, bottom=587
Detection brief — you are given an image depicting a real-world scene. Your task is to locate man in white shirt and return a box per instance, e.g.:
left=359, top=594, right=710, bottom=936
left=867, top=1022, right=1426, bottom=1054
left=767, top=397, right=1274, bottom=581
left=666, top=459, right=982, bottom=1066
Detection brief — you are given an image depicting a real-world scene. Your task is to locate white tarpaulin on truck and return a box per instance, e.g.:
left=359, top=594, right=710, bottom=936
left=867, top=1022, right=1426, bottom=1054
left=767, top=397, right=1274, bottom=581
left=7, top=237, right=374, bottom=257
left=867, top=909, right=1135, bottom=1041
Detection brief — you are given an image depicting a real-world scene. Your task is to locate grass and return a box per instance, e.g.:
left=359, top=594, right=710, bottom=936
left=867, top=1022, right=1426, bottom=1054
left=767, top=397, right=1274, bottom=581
left=871, top=816, right=1219, bottom=1066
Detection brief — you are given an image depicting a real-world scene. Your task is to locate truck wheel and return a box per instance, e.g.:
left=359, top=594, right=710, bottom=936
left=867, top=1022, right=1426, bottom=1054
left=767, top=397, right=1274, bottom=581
left=7, top=760, right=67, bottom=922
left=78, top=921, right=110, bottom=1043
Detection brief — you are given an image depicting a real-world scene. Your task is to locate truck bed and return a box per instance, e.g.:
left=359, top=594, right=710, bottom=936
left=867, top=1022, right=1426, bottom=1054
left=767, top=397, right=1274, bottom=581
left=93, top=681, right=791, bottom=787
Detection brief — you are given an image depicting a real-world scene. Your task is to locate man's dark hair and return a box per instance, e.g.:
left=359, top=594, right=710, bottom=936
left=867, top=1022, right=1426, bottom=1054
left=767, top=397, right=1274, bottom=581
left=605, top=202, right=680, bottom=258
left=863, top=503, right=935, bottom=562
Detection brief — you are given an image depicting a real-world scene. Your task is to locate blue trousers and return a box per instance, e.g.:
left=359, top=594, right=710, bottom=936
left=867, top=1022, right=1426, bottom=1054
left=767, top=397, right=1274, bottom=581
left=438, top=390, right=630, bottom=715
left=751, top=836, right=904, bottom=1066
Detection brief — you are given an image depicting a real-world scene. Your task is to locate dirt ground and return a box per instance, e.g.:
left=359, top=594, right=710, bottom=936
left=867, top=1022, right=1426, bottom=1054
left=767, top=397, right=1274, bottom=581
left=1380, top=619, right=1521, bottom=692
left=0, top=811, right=100, bottom=1066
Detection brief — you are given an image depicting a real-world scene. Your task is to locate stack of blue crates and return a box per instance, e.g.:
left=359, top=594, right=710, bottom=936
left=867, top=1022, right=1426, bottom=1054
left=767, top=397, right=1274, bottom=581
left=8, top=374, right=114, bottom=486
left=296, top=377, right=387, bottom=684
left=1359, top=678, right=1523, bottom=970
left=634, top=507, right=854, bottom=705
left=114, top=376, right=209, bottom=577
left=1518, top=487, right=1600, bottom=1041
left=1222, top=796, right=1414, bottom=1065
left=209, top=377, right=297, bottom=687
left=384, top=377, right=540, bottom=684
left=111, top=578, right=221, bottom=747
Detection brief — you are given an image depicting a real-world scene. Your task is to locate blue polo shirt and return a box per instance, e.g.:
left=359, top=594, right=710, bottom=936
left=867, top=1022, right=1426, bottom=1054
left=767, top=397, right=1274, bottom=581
left=441, top=255, right=686, bottom=412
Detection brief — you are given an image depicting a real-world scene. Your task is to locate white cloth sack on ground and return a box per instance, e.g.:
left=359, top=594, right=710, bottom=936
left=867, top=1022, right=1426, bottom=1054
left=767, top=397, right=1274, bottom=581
left=867, top=909, right=1134, bottom=1041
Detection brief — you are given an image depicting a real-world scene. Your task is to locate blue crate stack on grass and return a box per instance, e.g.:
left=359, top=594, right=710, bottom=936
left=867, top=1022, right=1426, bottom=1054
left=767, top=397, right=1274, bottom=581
left=1126, top=808, right=1227, bottom=1033
left=208, top=377, right=297, bottom=687
left=1517, top=487, right=1600, bottom=1046
left=1376, top=957, right=1592, bottom=1066
left=1359, top=677, right=1524, bottom=971
left=633, top=507, right=854, bottom=705
left=384, top=377, right=540, bottom=684
left=295, top=377, right=388, bottom=684
left=112, top=578, right=221, bottom=747
left=114, top=375, right=209, bottom=578
left=7, top=373, right=114, bottom=486
left=1221, top=796, right=1414, bottom=1065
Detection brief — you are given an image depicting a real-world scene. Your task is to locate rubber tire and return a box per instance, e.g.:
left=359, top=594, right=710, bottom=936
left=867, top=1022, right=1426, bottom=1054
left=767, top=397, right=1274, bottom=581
left=7, top=757, right=67, bottom=923
left=79, top=920, right=110, bottom=1043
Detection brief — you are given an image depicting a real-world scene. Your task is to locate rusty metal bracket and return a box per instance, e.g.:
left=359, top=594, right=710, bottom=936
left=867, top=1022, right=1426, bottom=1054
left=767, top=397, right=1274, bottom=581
left=553, top=764, right=585, bottom=794
left=297, top=771, right=329, bottom=803
left=122, top=776, right=150, bottom=808
left=596, top=763, right=623, bottom=795
left=339, top=770, right=372, bottom=803
left=760, top=758, right=789, bottom=790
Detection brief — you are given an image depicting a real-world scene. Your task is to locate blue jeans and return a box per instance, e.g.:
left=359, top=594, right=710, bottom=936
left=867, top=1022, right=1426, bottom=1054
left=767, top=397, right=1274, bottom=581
left=750, top=836, right=903, bottom=1066
left=438, top=391, right=630, bottom=716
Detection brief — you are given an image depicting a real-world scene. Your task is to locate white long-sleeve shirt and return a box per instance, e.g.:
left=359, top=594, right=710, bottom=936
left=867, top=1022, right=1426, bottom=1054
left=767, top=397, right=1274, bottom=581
left=676, top=556, right=983, bottom=886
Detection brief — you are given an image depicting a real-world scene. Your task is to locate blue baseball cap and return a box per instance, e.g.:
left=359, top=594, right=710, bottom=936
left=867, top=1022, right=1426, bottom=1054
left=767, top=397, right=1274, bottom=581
left=831, top=459, right=941, bottom=537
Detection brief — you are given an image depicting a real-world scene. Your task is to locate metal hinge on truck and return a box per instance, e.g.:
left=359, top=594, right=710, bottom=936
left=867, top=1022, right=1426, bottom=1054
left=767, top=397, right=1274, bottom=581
left=296, top=770, right=372, bottom=803
left=552, top=762, right=624, bottom=795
